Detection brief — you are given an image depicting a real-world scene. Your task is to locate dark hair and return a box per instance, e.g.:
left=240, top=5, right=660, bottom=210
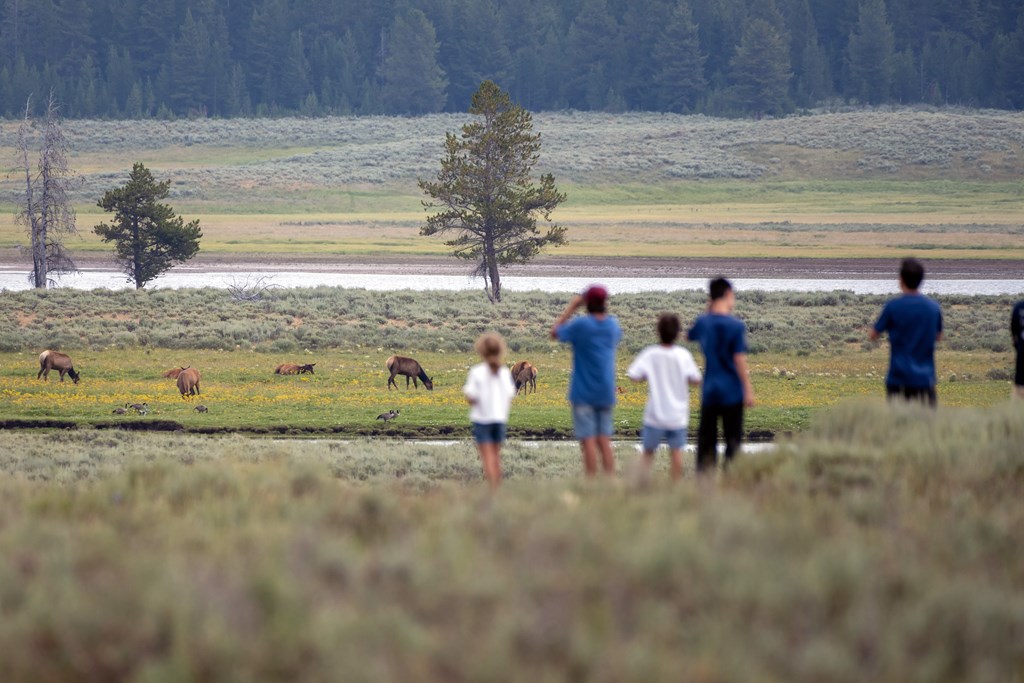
left=899, top=258, right=925, bottom=290
left=657, top=313, right=680, bottom=344
left=709, top=277, right=733, bottom=301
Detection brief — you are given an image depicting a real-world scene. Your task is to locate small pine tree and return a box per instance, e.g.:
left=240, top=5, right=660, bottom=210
left=419, top=81, right=566, bottom=303
left=94, top=163, right=202, bottom=289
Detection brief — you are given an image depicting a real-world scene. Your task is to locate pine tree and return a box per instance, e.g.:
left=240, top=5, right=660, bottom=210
left=653, top=0, right=707, bottom=112
left=378, top=9, right=447, bottom=115
left=280, top=30, right=311, bottom=110
left=729, top=18, right=793, bottom=115
left=419, top=81, right=566, bottom=303
left=845, top=0, right=895, bottom=104
left=94, top=163, right=202, bottom=290
left=565, top=0, right=623, bottom=109
left=441, top=0, right=512, bottom=112
left=170, top=10, right=212, bottom=115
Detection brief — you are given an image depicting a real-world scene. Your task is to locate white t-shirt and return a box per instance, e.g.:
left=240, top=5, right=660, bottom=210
left=627, top=344, right=702, bottom=430
left=463, top=363, right=517, bottom=424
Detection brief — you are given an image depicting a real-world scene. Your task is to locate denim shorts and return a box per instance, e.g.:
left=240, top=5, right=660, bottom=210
left=472, top=422, right=507, bottom=444
left=572, top=404, right=614, bottom=439
left=641, top=425, right=688, bottom=452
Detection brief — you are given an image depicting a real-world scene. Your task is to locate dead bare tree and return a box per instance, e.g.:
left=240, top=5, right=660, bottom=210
left=16, top=93, right=81, bottom=288
left=227, top=274, right=277, bottom=302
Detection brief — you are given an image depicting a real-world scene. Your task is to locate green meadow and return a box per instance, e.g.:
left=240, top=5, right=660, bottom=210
left=0, top=288, right=1016, bottom=436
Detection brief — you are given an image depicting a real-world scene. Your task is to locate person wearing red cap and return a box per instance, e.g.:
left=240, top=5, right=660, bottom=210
left=550, top=285, right=623, bottom=476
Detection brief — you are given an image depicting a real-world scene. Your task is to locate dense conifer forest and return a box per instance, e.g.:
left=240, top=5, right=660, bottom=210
left=1, top=0, right=1022, bottom=119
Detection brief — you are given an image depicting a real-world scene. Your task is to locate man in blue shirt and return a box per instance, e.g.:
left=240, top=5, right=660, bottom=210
left=1012, top=300, right=1024, bottom=400
left=687, top=278, right=756, bottom=472
left=869, top=258, right=944, bottom=406
left=551, top=285, right=623, bottom=476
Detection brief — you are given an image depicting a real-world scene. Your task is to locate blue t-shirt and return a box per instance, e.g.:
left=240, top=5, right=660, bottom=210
left=687, top=313, right=748, bottom=407
left=556, top=315, right=622, bottom=406
left=873, top=294, right=943, bottom=389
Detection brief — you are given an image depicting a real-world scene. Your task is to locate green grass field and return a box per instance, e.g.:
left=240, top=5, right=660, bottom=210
left=0, top=348, right=1014, bottom=439
left=0, top=288, right=1017, bottom=437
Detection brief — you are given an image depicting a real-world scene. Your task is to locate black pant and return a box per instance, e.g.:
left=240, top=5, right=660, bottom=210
left=886, top=385, right=937, bottom=408
left=696, top=403, right=744, bottom=472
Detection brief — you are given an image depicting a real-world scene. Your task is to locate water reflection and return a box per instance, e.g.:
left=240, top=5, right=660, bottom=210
left=1, top=269, right=1022, bottom=295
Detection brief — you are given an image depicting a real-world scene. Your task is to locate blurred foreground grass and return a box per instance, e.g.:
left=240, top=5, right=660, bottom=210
left=0, top=400, right=1022, bottom=682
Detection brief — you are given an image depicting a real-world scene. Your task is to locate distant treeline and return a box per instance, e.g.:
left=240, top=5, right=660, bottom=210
left=1, top=0, right=1022, bottom=119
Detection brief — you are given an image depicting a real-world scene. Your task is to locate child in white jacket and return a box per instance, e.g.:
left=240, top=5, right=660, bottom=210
left=463, top=332, right=517, bottom=490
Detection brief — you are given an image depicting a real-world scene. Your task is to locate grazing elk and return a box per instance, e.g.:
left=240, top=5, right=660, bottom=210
left=275, top=363, right=316, bottom=375
left=386, top=355, right=433, bottom=391
left=176, top=367, right=201, bottom=399
left=37, top=350, right=80, bottom=384
left=162, top=367, right=187, bottom=379
left=511, top=361, right=538, bottom=395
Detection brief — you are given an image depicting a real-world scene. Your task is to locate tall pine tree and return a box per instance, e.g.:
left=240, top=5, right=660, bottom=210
left=653, top=0, right=707, bottom=112
left=845, top=0, right=895, bottom=104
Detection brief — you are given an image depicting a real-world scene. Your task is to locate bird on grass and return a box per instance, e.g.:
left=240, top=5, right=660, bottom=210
left=128, top=402, right=149, bottom=415
left=112, top=406, right=127, bottom=415
left=194, top=405, right=208, bottom=413
left=376, top=409, right=400, bottom=422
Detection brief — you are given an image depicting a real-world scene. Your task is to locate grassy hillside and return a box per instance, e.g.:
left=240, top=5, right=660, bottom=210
left=1, top=109, right=1022, bottom=261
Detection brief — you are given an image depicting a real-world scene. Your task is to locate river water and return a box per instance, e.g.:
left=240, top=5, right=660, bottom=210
left=1, top=268, right=1022, bottom=295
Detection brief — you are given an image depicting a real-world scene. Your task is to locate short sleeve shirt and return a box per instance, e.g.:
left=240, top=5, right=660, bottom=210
left=686, top=313, right=748, bottom=407
left=627, top=345, right=702, bottom=429
left=556, top=315, right=623, bottom=406
left=873, top=294, right=943, bottom=389
left=462, top=363, right=516, bottom=424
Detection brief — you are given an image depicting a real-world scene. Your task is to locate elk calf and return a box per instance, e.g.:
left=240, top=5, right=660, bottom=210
left=512, top=361, right=537, bottom=395
left=275, top=363, right=316, bottom=375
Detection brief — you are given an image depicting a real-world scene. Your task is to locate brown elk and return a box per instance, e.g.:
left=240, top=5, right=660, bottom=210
left=37, top=350, right=80, bottom=384
left=512, top=361, right=537, bottom=395
left=386, top=355, right=433, bottom=391
left=176, top=367, right=201, bottom=399
left=275, top=363, right=316, bottom=375
left=162, top=367, right=187, bottom=379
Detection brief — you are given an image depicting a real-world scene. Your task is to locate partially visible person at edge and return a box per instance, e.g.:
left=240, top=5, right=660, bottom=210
left=628, top=313, right=703, bottom=481
left=687, top=278, right=755, bottom=473
left=1012, top=299, right=1024, bottom=400
left=869, top=258, right=944, bottom=407
left=463, top=332, right=517, bottom=491
left=550, top=285, right=623, bottom=476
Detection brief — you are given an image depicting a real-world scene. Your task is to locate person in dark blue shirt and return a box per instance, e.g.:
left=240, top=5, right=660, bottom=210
left=1012, top=300, right=1024, bottom=400
left=551, top=285, right=623, bottom=476
left=869, top=258, right=944, bottom=406
left=687, top=278, right=755, bottom=472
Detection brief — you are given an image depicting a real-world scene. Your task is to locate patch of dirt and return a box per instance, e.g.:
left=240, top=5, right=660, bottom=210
left=16, top=312, right=37, bottom=327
